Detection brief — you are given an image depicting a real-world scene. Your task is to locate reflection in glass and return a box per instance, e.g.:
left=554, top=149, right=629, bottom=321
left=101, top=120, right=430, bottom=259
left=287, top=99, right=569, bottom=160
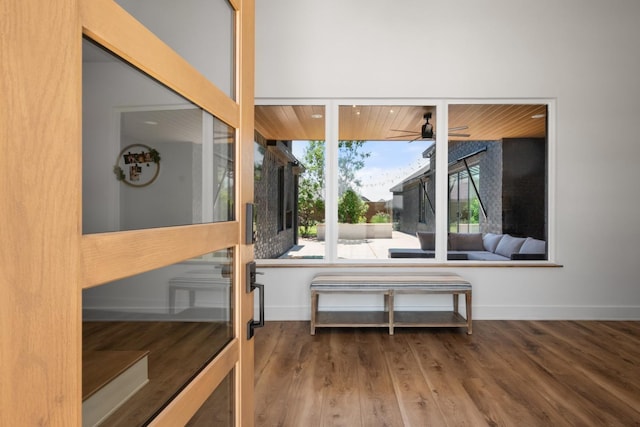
left=449, top=165, right=480, bottom=233
left=186, top=369, right=235, bottom=426
left=115, top=0, right=235, bottom=99
left=82, top=249, right=234, bottom=426
left=82, top=39, right=235, bottom=234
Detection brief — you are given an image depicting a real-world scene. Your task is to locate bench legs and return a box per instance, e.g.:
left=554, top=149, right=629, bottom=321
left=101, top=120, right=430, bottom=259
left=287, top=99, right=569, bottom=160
left=388, top=291, right=394, bottom=335
left=310, top=290, right=318, bottom=335
left=453, top=292, right=472, bottom=334
left=466, top=291, right=473, bottom=335
left=309, top=288, right=472, bottom=335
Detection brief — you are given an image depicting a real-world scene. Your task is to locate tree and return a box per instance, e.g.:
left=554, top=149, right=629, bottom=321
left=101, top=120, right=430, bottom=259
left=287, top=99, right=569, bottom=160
left=338, top=140, right=370, bottom=195
left=298, top=140, right=371, bottom=234
left=298, top=141, right=326, bottom=236
left=338, top=188, right=368, bottom=224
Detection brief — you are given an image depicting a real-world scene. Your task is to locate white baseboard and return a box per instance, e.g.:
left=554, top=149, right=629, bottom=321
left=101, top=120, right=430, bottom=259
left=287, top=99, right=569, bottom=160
left=473, top=305, right=640, bottom=320
left=264, top=304, right=640, bottom=321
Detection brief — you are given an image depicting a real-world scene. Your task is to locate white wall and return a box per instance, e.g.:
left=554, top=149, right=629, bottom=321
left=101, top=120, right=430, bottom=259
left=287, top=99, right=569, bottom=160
left=254, top=0, right=640, bottom=320
left=120, top=141, right=197, bottom=230
left=115, top=0, right=235, bottom=98
left=82, top=59, right=189, bottom=233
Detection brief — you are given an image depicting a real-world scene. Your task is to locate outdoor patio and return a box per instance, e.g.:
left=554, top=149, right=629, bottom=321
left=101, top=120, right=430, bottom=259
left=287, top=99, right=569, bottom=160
left=280, top=231, right=420, bottom=260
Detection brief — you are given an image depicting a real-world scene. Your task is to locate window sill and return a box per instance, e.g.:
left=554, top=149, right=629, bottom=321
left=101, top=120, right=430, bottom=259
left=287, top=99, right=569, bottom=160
left=255, top=259, right=563, bottom=268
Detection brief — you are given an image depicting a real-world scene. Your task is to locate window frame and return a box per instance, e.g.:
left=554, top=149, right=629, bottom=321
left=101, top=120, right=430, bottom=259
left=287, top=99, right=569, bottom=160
left=255, top=98, right=557, bottom=266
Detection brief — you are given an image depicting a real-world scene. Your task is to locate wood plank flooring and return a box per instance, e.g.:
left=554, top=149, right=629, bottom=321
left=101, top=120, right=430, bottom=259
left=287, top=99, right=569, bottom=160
left=83, top=315, right=231, bottom=426
left=254, top=321, right=640, bottom=427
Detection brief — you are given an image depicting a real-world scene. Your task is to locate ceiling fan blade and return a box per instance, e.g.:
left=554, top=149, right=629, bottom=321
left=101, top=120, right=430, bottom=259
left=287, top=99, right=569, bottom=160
left=386, top=135, right=420, bottom=140
left=408, top=135, right=428, bottom=143
left=389, top=129, right=420, bottom=134
left=448, top=133, right=471, bottom=137
left=448, top=125, right=469, bottom=132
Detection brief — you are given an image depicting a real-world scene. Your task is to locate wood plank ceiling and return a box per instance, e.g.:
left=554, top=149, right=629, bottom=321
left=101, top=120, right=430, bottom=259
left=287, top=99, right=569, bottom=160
left=255, top=104, right=547, bottom=141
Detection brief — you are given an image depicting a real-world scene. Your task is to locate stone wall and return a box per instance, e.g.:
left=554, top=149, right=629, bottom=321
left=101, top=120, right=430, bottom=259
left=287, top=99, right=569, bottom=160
left=254, top=146, right=297, bottom=259
left=448, top=140, right=503, bottom=234
left=397, top=141, right=504, bottom=236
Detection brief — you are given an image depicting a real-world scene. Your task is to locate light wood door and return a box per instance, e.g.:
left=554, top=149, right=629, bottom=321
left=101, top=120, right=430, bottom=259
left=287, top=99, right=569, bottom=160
left=1, top=0, right=255, bottom=425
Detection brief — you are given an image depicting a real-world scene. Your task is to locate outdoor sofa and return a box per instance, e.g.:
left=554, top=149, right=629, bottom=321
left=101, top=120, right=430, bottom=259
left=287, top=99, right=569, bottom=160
left=388, top=232, right=546, bottom=261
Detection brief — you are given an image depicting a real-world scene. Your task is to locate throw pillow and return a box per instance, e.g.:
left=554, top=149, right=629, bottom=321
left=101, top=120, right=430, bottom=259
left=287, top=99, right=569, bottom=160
left=519, top=237, right=546, bottom=254
left=416, top=231, right=435, bottom=251
left=483, top=233, right=504, bottom=252
left=449, top=233, right=484, bottom=251
left=495, top=234, right=527, bottom=258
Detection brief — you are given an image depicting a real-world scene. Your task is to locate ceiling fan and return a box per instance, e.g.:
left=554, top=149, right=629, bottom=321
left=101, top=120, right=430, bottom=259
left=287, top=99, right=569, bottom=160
left=388, top=112, right=470, bottom=142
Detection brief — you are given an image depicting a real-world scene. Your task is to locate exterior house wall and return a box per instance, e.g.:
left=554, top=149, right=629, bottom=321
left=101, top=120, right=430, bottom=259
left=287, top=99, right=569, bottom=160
left=254, top=143, right=297, bottom=259
left=398, top=181, right=419, bottom=233
left=398, top=139, right=545, bottom=240
left=448, top=140, right=503, bottom=234
left=501, top=138, right=546, bottom=240
left=397, top=140, right=503, bottom=236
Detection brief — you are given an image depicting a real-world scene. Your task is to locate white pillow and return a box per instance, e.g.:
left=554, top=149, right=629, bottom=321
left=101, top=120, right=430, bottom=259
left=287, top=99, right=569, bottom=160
left=495, top=234, right=527, bottom=258
left=519, top=237, right=546, bottom=254
left=483, top=233, right=504, bottom=253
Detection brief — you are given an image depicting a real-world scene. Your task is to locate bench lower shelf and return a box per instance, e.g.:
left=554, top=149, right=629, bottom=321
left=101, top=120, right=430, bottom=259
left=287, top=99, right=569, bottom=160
left=315, top=310, right=389, bottom=327
left=313, top=310, right=469, bottom=334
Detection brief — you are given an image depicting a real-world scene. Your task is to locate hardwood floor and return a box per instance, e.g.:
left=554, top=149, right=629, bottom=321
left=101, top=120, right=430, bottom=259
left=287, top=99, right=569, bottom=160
left=254, top=321, right=640, bottom=427
left=83, top=312, right=232, bottom=426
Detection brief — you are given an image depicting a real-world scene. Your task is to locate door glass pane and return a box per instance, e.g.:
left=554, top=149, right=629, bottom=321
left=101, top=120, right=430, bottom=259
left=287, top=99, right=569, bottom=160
left=82, top=248, right=234, bottom=426
left=115, top=0, right=235, bottom=99
left=447, top=104, right=548, bottom=261
left=82, top=39, right=235, bottom=234
left=186, top=369, right=235, bottom=426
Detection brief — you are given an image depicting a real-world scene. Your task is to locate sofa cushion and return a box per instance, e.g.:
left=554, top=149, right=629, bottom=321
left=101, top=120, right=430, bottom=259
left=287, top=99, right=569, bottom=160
left=519, top=237, right=546, bottom=254
left=495, top=234, right=527, bottom=258
left=468, top=251, right=510, bottom=261
left=483, top=233, right=504, bottom=253
left=388, top=248, right=434, bottom=258
left=416, top=232, right=435, bottom=250
left=448, top=233, right=484, bottom=251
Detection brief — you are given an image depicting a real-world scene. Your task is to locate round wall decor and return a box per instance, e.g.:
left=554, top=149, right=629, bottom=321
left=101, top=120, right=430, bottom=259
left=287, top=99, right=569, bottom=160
left=113, top=144, right=161, bottom=187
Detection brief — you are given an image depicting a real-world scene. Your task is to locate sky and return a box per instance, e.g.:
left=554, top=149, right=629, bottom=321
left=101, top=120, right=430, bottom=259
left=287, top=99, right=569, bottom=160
left=292, top=140, right=434, bottom=202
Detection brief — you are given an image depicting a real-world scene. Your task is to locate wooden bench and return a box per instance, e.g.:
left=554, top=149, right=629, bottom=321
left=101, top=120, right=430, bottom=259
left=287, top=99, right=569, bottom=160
left=310, top=272, right=472, bottom=335
left=168, top=270, right=230, bottom=314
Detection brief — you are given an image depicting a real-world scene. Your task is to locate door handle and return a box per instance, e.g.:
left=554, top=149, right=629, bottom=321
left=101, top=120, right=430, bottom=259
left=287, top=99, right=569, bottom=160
left=247, top=282, right=264, bottom=339
left=246, top=261, right=265, bottom=339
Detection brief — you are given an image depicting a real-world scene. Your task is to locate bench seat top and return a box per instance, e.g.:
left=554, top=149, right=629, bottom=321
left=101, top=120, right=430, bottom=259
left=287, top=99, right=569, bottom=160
left=310, top=273, right=471, bottom=291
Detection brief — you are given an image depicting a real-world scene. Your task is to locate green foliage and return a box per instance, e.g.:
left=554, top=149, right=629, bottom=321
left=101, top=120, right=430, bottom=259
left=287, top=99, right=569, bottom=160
left=371, top=211, right=391, bottom=223
left=297, top=140, right=371, bottom=232
left=298, top=224, right=318, bottom=238
left=298, top=141, right=326, bottom=236
left=469, top=197, right=480, bottom=223
left=338, top=188, right=368, bottom=224
left=298, top=194, right=324, bottom=236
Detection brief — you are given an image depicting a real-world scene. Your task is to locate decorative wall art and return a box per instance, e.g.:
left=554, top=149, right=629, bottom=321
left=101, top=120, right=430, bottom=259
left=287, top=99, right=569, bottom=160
left=113, top=144, right=161, bottom=187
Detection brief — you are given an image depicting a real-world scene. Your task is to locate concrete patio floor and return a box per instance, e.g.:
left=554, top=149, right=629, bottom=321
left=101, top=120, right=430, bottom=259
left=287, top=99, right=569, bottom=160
left=280, top=230, right=420, bottom=260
